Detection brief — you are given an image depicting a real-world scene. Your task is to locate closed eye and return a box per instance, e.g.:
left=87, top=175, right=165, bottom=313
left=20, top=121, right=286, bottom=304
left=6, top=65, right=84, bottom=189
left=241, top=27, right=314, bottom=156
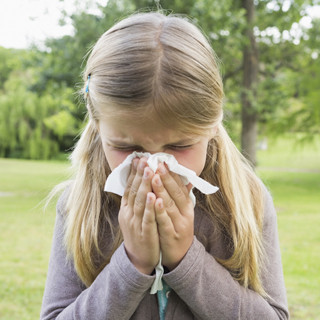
left=108, top=144, right=142, bottom=152
left=107, top=143, right=194, bottom=152
left=167, top=144, right=193, bottom=150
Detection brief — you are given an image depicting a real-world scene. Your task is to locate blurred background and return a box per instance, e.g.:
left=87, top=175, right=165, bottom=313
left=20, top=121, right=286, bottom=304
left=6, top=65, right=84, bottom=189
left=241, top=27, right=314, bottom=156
left=0, top=0, right=319, bottom=319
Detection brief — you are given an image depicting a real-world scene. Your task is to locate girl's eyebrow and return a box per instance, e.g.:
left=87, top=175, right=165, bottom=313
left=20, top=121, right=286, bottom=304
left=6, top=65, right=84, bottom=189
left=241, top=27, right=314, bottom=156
left=106, top=138, right=136, bottom=146
left=107, top=140, right=133, bottom=146
left=167, top=138, right=198, bottom=145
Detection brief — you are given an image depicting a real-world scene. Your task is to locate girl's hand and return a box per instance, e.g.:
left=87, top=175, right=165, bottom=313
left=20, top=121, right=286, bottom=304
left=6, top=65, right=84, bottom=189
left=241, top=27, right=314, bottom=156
left=119, top=158, right=160, bottom=275
left=152, top=163, right=194, bottom=271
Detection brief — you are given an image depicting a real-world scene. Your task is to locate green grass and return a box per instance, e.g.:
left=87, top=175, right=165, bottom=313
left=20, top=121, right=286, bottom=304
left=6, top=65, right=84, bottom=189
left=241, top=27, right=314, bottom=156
left=0, top=135, right=319, bottom=319
left=257, top=134, right=320, bottom=171
left=257, top=135, right=320, bottom=320
left=0, top=159, right=69, bottom=320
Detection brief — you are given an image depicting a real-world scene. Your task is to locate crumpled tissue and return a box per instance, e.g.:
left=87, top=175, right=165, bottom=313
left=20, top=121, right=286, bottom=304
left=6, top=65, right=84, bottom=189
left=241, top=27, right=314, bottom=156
left=104, top=152, right=218, bottom=206
left=104, top=151, right=219, bottom=294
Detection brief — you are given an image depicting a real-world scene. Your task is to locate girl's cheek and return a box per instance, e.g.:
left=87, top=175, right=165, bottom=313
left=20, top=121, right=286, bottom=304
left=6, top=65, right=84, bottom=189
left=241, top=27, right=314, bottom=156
left=170, top=148, right=207, bottom=176
left=169, top=149, right=193, bottom=164
left=105, top=150, right=133, bottom=170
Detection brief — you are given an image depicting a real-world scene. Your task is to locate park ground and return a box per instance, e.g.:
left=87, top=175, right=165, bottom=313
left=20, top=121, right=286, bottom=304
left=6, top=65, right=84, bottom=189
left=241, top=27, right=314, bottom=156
left=0, top=134, right=319, bottom=319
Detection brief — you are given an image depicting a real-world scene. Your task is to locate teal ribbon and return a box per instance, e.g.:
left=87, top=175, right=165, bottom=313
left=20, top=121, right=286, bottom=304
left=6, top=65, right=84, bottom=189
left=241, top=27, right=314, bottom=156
left=157, top=280, right=171, bottom=320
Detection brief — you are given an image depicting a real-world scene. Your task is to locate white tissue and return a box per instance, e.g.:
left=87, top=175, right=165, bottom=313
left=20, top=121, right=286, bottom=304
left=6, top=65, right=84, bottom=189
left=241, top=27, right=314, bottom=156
left=150, top=251, right=164, bottom=294
left=104, top=152, right=219, bottom=206
left=104, top=152, right=219, bottom=294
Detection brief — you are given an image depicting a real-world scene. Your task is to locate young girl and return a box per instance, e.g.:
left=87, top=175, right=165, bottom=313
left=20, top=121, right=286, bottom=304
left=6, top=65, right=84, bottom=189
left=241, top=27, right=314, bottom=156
left=40, top=12, right=289, bottom=320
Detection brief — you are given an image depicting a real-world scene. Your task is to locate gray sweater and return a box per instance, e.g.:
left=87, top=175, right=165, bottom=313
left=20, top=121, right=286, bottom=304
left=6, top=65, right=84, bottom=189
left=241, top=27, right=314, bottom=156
left=40, top=189, right=289, bottom=319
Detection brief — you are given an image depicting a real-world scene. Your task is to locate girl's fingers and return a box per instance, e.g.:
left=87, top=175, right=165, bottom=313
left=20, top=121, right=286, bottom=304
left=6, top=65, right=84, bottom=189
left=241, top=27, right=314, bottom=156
left=127, top=158, right=148, bottom=208
left=164, top=165, right=189, bottom=198
left=123, top=158, right=139, bottom=200
left=154, top=163, right=191, bottom=214
left=155, top=198, right=175, bottom=235
left=134, top=167, right=153, bottom=219
left=142, top=192, right=156, bottom=229
left=152, top=174, right=183, bottom=231
left=152, top=174, right=177, bottom=211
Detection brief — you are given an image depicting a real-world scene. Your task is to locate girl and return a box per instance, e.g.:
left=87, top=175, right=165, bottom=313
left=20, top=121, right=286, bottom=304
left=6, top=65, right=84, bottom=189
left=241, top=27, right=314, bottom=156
left=40, top=12, right=289, bottom=320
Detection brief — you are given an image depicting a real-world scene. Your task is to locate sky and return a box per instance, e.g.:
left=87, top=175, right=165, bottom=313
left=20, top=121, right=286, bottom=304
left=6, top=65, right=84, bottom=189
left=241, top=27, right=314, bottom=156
left=0, top=0, right=320, bottom=49
left=0, top=0, right=106, bottom=49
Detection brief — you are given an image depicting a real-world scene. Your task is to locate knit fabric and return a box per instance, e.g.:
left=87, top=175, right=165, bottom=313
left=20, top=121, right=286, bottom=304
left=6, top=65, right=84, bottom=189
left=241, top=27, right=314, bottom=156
left=40, top=186, right=289, bottom=320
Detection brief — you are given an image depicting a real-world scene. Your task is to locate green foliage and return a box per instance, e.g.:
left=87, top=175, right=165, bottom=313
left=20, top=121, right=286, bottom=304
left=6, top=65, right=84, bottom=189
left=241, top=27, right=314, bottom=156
left=0, top=74, right=58, bottom=159
left=260, top=16, right=320, bottom=140
left=0, top=47, right=25, bottom=89
left=0, top=67, right=81, bottom=159
left=0, top=0, right=319, bottom=160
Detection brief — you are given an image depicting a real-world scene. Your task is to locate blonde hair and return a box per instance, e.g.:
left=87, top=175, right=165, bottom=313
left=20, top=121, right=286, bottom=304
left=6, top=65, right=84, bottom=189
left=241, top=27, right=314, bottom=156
left=63, top=12, right=266, bottom=296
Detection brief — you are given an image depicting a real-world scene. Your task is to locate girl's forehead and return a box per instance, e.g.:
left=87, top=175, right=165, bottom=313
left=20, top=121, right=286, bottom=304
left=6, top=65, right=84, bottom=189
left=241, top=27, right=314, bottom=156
left=98, top=116, right=198, bottom=143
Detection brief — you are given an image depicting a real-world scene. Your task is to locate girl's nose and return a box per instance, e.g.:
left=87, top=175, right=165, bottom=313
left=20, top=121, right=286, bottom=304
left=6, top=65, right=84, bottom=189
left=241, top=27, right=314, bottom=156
left=146, top=149, right=164, bottom=154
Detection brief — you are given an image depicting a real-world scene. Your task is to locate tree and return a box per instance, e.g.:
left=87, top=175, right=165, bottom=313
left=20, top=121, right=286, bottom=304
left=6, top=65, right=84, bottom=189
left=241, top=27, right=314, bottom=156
left=263, top=17, right=320, bottom=139
left=0, top=72, right=59, bottom=159
left=1, top=0, right=318, bottom=160
left=36, top=0, right=320, bottom=162
left=0, top=48, right=81, bottom=159
left=241, top=0, right=259, bottom=165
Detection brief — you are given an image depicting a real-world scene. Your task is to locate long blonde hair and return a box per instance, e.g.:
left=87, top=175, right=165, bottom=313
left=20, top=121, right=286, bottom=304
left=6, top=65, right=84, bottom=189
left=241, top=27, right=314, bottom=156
left=63, top=12, right=266, bottom=296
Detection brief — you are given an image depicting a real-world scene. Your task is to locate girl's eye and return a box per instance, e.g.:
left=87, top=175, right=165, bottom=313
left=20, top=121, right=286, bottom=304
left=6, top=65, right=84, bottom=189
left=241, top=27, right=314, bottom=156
left=168, top=144, right=193, bottom=150
left=110, top=145, right=139, bottom=151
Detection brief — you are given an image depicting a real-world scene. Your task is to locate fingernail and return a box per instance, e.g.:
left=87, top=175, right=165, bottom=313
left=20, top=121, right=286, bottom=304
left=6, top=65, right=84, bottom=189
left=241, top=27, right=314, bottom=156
left=158, top=163, right=166, bottom=175
left=132, top=159, right=138, bottom=169
left=147, top=193, right=153, bottom=203
left=143, top=168, right=149, bottom=179
left=139, top=160, right=146, bottom=170
left=155, top=176, right=162, bottom=186
left=158, top=199, right=164, bottom=210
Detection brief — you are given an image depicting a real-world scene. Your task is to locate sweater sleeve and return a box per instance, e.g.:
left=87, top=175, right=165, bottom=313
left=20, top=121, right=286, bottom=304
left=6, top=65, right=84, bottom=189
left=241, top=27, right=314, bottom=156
left=163, top=189, right=289, bottom=320
left=40, top=193, right=155, bottom=320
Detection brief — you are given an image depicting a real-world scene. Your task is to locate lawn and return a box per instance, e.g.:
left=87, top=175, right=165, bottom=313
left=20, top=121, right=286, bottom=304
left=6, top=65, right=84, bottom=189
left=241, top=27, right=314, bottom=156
left=0, top=159, right=69, bottom=320
left=0, top=134, right=319, bottom=319
left=257, top=135, right=320, bottom=320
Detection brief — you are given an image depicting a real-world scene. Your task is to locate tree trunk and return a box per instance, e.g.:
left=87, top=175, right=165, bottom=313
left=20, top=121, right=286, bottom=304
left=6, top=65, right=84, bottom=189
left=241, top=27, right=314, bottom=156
left=241, top=0, right=258, bottom=167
